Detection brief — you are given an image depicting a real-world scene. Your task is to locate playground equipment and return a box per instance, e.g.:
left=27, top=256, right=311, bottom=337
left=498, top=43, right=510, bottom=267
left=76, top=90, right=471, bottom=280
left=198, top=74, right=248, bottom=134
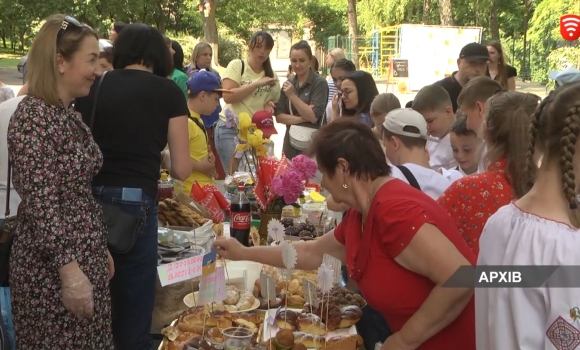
left=327, top=24, right=483, bottom=91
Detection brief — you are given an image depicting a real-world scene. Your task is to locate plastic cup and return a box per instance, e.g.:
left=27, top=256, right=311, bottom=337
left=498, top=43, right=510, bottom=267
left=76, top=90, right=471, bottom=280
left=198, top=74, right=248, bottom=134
left=221, top=327, right=253, bottom=350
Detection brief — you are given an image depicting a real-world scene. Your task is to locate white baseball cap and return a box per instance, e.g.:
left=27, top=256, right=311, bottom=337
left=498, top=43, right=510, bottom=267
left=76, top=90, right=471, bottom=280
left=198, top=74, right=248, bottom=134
left=382, top=108, right=428, bottom=139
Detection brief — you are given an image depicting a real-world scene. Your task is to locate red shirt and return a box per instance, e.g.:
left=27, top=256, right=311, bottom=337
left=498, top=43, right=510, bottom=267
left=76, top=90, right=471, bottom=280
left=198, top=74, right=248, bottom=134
left=438, top=159, right=513, bottom=257
left=335, top=179, right=475, bottom=350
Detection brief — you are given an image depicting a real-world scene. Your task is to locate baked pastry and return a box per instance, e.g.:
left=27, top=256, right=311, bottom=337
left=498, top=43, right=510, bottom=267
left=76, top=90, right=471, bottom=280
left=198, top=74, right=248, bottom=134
left=233, top=318, right=259, bottom=333
left=339, top=305, right=362, bottom=328
left=273, top=329, right=294, bottom=349
left=293, top=332, right=325, bottom=349
left=288, top=279, right=300, bottom=294
left=225, top=289, right=240, bottom=305
left=291, top=343, right=307, bottom=350
left=165, top=332, right=201, bottom=350
left=161, top=326, right=181, bottom=341
left=233, top=312, right=262, bottom=325
left=326, top=334, right=364, bottom=347
left=324, top=306, right=342, bottom=332
left=275, top=309, right=298, bottom=330
left=296, top=313, right=326, bottom=335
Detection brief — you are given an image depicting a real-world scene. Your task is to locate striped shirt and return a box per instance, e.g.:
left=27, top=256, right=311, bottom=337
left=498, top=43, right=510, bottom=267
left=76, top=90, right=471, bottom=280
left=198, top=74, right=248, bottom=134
left=327, top=77, right=337, bottom=104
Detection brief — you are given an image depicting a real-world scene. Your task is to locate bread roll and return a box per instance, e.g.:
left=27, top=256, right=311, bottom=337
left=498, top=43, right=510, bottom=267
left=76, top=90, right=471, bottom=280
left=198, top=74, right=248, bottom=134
left=233, top=312, right=261, bottom=325
left=322, top=336, right=358, bottom=350
left=225, top=290, right=240, bottom=305
left=339, top=305, right=362, bottom=328
left=176, top=322, right=204, bottom=334
left=225, top=305, right=238, bottom=312
left=289, top=295, right=305, bottom=306
left=297, top=313, right=326, bottom=335
left=161, top=326, right=181, bottom=341
left=326, top=334, right=364, bottom=347
left=166, top=333, right=200, bottom=350
left=254, top=278, right=262, bottom=298
left=275, top=309, right=298, bottom=331
left=288, top=279, right=300, bottom=294
left=325, top=307, right=342, bottom=332
left=291, top=343, right=307, bottom=350
left=293, top=332, right=325, bottom=349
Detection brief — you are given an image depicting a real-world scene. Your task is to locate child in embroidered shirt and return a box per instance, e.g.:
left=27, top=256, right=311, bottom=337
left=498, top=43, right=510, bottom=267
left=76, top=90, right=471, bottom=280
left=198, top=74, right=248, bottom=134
left=439, top=111, right=481, bottom=182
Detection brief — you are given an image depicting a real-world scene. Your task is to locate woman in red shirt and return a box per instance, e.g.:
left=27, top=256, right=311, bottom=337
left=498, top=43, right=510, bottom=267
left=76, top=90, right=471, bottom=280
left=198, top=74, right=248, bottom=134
left=438, top=91, right=540, bottom=257
left=215, top=118, right=475, bottom=349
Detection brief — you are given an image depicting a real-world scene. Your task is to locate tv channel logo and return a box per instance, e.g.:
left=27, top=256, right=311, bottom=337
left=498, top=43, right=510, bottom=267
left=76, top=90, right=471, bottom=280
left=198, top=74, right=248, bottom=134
left=561, top=14, right=580, bottom=41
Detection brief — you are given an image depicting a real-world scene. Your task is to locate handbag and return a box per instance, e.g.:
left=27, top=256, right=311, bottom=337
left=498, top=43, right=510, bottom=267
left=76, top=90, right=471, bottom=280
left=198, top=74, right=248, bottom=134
left=0, top=160, right=21, bottom=287
left=89, top=71, right=144, bottom=254
left=288, top=99, right=327, bottom=151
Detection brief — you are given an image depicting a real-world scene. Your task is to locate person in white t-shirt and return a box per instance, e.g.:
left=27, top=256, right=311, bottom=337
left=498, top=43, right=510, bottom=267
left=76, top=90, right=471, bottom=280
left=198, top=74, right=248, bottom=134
left=382, top=108, right=452, bottom=199
left=476, top=80, right=580, bottom=350
left=412, top=84, right=457, bottom=170
left=456, top=76, right=503, bottom=173
left=439, top=111, right=481, bottom=182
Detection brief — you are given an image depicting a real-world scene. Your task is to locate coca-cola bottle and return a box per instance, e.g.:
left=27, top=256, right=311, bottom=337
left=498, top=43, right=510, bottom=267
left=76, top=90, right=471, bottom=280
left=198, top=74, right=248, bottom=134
left=230, top=185, right=251, bottom=246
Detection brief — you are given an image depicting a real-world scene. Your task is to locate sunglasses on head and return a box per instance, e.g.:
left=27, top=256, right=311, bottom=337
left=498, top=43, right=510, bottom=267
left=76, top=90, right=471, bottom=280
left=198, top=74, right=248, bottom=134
left=56, top=16, right=83, bottom=44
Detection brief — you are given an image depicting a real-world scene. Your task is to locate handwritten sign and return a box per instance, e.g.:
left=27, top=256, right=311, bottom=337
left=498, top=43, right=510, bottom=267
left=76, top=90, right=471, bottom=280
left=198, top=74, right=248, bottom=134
left=278, top=267, right=292, bottom=281
left=302, top=278, right=319, bottom=307
left=157, top=254, right=204, bottom=287
left=202, top=250, right=217, bottom=277
left=198, top=266, right=226, bottom=305
left=323, top=254, right=342, bottom=285
left=260, top=273, right=277, bottom=302
left=392, top=59, right=409, bottom=78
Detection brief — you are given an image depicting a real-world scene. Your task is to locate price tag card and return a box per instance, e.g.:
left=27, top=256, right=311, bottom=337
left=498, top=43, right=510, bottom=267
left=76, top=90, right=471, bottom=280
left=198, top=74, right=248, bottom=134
left=202, top=249, right=217, bottom=277
left=260, top=273, right=277, bottom=302
left=302, top=278, right=319, bottom=307
left=198, top=269, right=218, bottom=305
left=323, top=254, right=342, bottom=285
left=278, top=268, right=292, bottom=281
left=214, top=266, right=226, bottom=303
left=157, top=254, right=204, bottom=287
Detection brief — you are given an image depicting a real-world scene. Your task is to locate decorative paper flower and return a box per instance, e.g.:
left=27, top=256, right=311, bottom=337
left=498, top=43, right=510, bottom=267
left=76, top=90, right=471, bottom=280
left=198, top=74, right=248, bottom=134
left=271, top=171, right=305, bottom=204
left=267, top=218, right=285, bottom=242
left=235, top=142, right=251, bottom=153
left=248, top=129, right=266, bottom=148
left=225, top=109, right=237, bottom=129
left=317, top=263, right=334, bottom=294
left=290, top=155, right=317, bottom=181
left=254, top=144, right=268, bottom=157
left=280, top=240, right=297, bottom=270
left=237, top=112, right=252, bottom=141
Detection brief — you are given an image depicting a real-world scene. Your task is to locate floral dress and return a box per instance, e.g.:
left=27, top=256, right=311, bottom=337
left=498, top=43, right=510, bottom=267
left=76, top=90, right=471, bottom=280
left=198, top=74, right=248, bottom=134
left=7, top=96, right=113, bottom=348
left=437, top=159, right=513, bottom=257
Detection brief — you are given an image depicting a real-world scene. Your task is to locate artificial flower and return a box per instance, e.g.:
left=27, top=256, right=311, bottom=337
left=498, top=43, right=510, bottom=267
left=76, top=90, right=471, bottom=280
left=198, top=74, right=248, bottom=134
left=248, top=129, right=266, bottom=148
left=271, top=171, right=305, bottom=204
left=225, top=109, right=237, bottom=129
left=290, top=155, right=317, bottom=181
left=235, top=143, right=251, bottom=153
left=254, top=144, right=268, bottom=157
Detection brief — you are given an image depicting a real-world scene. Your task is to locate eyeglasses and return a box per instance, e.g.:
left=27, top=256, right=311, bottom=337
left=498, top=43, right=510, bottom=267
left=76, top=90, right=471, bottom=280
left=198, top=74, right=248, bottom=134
left=56, top=16, right=83, bottom=44
left=340, top=89, right=354, bottom=98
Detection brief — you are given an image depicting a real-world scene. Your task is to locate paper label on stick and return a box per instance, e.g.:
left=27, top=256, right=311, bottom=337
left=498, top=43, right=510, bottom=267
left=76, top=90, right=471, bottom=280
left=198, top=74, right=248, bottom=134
left=302, top=278, right=320, bottom=307
left=278, top=268, right=292, bottom=281
left=198, top=266, right=226, bottom=304
left=156, top=254, right=203, bottom=287
left=323, top=254, right=342, bottom=285
left=260, top=273, right=277, bottom=302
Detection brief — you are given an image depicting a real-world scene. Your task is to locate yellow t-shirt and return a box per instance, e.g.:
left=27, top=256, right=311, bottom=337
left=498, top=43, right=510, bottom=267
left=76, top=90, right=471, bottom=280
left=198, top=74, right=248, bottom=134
left=220, top=59, right=281, bottom=121
left=182, top=111, right=214, bottom=195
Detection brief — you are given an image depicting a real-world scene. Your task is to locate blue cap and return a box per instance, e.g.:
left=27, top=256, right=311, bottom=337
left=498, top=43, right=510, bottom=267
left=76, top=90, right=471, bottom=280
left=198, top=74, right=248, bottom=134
left=186, top=70, right=231, bottom=95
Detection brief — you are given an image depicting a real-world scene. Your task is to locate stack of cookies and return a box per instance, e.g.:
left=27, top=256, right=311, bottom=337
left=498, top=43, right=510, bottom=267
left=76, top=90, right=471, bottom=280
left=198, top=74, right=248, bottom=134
left=158, top=198, right=210, bottom=228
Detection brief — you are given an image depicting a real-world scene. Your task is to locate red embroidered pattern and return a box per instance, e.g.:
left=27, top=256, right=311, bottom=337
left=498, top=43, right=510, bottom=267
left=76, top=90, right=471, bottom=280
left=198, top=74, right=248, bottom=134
left=437, top=159, right=512, bottom=257
left=546, top=316, right=580, bottom=349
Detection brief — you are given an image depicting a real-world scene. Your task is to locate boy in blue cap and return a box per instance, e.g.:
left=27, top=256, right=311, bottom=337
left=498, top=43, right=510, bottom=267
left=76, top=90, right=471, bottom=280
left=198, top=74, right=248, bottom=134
left=179, top=70, right=231, bottom=196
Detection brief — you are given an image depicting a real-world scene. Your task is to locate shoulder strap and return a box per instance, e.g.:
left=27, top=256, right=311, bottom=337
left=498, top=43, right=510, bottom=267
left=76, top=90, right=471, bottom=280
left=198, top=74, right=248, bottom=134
left=89, top=71, right=108, bottom=130
left=239, top=59, right=245, bottom=78
left=455, top=166, right=460, bottom=171
left=189, top=115, right=208, bottom=144
left=396, top=165, right=421, bottom=190
left=4, top=160, right=11, bottom=218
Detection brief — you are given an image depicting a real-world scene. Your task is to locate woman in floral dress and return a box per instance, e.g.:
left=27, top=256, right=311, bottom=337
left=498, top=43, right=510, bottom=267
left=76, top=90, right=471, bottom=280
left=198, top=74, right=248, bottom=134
left=7, top=15, right=113, bottom=348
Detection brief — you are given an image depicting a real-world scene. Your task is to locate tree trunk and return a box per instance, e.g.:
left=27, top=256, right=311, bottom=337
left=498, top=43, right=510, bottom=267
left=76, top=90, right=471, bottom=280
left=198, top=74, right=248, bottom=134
left=438, top=0, right=454, bottom=25
left=347, top=0, right=359, bottom=69
left=201, top=0, right=220, bottom=67
left=521, top=0, right=530, bottom=81
left=422, top=0, right=431, bottom=23
left=489, top=0, right=500, bottom=40
left=1, top=29, right=6, bottom=49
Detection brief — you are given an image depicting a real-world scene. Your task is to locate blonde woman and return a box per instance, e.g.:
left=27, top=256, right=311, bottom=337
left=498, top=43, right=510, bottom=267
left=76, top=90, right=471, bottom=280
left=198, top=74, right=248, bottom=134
left=325, top=47, right=346, bottom=103
left=7, top=14, right=113, bottom=348
left=187, top=42, right=221, bottom=128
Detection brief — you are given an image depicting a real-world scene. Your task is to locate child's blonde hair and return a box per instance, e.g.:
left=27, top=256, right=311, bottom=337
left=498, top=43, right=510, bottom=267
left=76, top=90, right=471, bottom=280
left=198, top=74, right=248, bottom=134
left=370, top=93, right=401, bottom=118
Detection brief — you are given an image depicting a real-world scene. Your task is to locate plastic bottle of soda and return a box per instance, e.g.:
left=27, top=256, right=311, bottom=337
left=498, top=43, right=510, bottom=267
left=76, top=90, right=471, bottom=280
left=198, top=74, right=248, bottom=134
left=230, top=185, right=251, bottom=246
